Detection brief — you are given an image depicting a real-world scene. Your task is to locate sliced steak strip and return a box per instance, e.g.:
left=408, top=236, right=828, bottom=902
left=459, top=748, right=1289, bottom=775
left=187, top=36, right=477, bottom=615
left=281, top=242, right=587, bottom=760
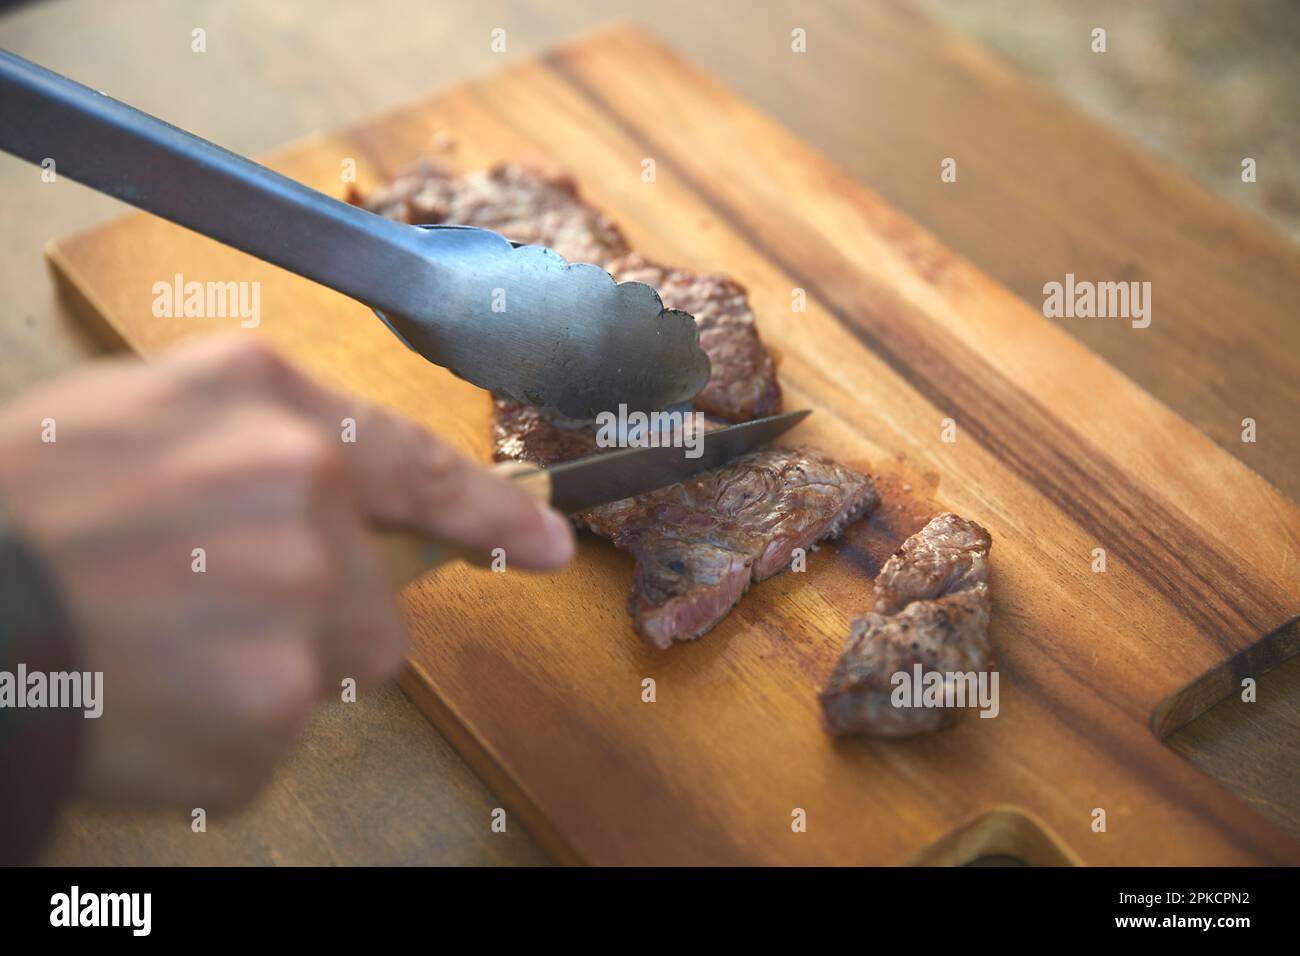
left=582, top=448, right=879, bottom=648
left=354, top=161, right=631, bottom=267
left=820, top=513, right=993, bottom=737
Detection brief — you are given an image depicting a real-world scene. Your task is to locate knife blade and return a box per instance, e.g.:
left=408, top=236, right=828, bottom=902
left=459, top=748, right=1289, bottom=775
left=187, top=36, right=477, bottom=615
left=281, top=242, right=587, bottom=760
left=539, top=408, right=811, bottom=512
left=382, top=409, right=811, bottom=582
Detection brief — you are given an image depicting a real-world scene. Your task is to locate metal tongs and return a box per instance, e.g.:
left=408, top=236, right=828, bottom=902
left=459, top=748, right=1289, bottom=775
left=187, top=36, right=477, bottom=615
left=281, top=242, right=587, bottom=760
left=0, top=50, right=711, bottom=418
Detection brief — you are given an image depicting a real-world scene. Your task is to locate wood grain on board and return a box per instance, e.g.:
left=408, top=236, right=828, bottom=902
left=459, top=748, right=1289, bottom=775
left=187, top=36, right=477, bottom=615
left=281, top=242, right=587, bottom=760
left=45, top=24, right=1300, bottom=865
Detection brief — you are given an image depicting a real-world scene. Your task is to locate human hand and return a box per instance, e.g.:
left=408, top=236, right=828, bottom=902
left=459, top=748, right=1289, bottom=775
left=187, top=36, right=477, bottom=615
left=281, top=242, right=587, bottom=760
left=0, top=337, right=573, bottom=808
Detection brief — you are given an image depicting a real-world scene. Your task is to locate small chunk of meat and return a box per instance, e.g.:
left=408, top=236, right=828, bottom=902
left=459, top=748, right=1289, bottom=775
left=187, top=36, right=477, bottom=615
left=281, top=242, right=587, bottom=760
left=871, top=512, right=992, bottom=614
left=820, top=513, right=993, bottom=737
left=353, top=161, right=631, bottom=266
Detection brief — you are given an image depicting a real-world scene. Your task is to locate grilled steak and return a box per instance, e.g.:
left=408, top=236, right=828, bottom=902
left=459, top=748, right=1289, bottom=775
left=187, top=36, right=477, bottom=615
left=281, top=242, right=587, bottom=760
left=354, top=161, right=631, bottom=266
left=582, top=448, right=879, bottom=648
left=355, top=162, right=876, bottom=646
left=820, top=513, right=993, bottom=737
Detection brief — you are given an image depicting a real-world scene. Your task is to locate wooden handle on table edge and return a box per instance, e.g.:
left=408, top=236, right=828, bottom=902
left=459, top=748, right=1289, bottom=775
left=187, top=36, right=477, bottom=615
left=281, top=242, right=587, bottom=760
left=378, top=461, right=551, bottom=585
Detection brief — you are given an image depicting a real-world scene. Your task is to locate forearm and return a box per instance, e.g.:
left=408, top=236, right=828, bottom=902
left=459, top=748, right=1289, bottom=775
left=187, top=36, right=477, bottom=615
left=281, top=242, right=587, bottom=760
left=0, top=497, right=81, bottom=864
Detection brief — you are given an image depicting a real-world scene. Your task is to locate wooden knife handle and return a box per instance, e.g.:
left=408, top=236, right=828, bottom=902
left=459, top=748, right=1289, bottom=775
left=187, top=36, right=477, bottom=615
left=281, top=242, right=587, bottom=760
left=378, top=460, right=552, bottom=585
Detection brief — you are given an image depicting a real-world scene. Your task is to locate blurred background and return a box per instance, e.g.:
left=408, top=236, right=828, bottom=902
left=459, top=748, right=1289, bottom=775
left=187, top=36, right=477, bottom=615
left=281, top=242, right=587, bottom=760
left=0, top=0, right=1296, bottom=864
left=916, top=0, right=1300, bottom=242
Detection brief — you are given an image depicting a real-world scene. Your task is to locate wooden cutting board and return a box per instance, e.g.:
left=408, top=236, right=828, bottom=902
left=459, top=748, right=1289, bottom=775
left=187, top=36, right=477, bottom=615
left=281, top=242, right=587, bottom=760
left=45, top=24, right=1300, bottom=865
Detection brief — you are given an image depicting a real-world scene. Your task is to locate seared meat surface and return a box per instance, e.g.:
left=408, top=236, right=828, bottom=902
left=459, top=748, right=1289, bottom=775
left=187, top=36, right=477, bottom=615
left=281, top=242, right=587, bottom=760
left=491, top=396, right=600, bottom=468
left=820, top=513, right=993, bottom=737
left=355, top=161, right=630, bottom=266
left=356, top=162, right=877, bottom=646
left=582, top=448, right=879, bottom=648
left=871, top=512, right=992, bottom=614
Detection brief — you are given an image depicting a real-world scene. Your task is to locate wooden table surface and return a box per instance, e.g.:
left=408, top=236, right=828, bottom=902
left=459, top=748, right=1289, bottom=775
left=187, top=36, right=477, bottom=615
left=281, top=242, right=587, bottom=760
left=2, top=0, right=1296, bottom=865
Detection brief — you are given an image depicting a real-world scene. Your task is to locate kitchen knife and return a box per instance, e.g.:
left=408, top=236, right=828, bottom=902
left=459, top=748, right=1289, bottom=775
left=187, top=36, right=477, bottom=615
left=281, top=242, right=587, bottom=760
left=381, top=408, right=811, bottom=583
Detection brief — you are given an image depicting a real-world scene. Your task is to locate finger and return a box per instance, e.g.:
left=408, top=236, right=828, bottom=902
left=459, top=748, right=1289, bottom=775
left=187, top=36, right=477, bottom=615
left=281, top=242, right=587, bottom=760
left=164, top=337, right=573, bottom=570
left=391, top=429, right=574, bottom=570
left=263, top=363, right=574, bottom=570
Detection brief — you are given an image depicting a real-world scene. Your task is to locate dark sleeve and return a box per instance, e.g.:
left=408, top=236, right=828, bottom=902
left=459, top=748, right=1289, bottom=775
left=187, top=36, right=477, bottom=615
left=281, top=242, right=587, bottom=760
left=0, top=500, right=82, bottom=865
